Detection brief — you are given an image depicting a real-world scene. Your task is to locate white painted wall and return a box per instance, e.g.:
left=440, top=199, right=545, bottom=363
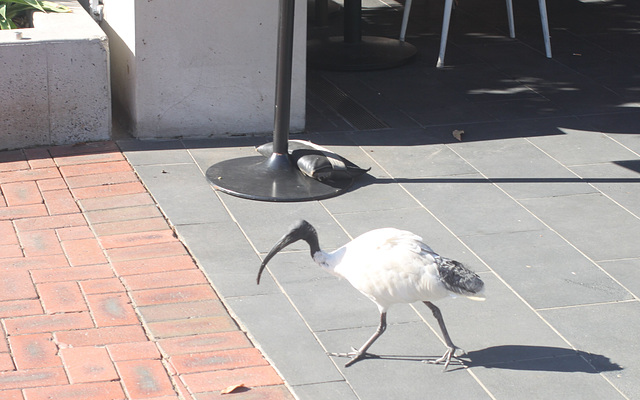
left=102, top=0, right=307, bottom=139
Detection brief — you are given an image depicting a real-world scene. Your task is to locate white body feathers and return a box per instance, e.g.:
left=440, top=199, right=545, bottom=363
left=312, top=227, right=483, bottom=312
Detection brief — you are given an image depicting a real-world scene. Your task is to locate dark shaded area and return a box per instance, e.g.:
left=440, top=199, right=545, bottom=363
left=339, top=345, right=622, bottom=374
left=306, top=0, right=640, bottom=143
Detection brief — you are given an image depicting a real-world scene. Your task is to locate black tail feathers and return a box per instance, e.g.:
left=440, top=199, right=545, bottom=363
left=437, top=258, right=484, bottom=296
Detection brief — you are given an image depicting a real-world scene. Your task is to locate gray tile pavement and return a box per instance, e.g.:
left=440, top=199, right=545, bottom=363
left=118, top=0, right=639, bottom=398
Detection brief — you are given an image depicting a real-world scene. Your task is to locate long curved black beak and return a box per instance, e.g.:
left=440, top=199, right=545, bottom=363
left=256, top=234, right=298, bottom=285
left=257, top=220, right=318, bottom=285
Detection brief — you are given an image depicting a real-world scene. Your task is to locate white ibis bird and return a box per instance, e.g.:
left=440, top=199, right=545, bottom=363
left=257, top=220, right=485, bottom=370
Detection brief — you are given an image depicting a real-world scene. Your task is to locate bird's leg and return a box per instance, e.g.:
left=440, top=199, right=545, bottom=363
left=423, top=301, right=459, bottom=370
left=329, top=312, right=387, bottom=367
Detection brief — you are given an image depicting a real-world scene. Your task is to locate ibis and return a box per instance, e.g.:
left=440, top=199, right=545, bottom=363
left=257, top=220, right=485, bottom=370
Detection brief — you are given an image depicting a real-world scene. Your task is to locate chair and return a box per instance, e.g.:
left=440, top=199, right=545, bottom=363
left=400, top=0, right=552, bottom=68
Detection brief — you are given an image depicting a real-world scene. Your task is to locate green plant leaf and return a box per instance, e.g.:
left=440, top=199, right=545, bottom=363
left=5, top=4, right=37, bottom=19
left=0, top=0, right=70, bottom=29
left=0, top=15, right=17, bottom=30
left=0, top=4, right=11, bottom=30
left=6, top=0, right=46, bottom=13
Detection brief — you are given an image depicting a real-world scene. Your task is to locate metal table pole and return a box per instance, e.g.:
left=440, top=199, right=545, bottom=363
left=206, top=0, right=352, bottom=202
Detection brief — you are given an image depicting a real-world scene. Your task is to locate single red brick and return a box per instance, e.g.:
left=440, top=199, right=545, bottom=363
left=0, top=389, right=23, bottom=400
left=146, top=316, right=237, bottom=339
left=0, top=367, right=67, bottom=390
left=0, top=167, right=60, bottom=185
left=107, top=242, right=188, bottom=263
left=5, top=312, right=94, bottom=335
left=86, top=205, right=163, bottom=225
left=30, top=264, right=113, bottom=284
left=60, top=160, right=132, bottom=178
left=60, top=346, right=118, bottom=384
left=13, top=213, right=86, bottom=231
left=99, top=230, right=177, bottom=250
left=49, top=141, right=120, bottom=158
left=36, top=177, right=68, bottom=192
left=130, top=285, right=217, bottom=307
left=52, top=147, right=124, bottom=166
left=123, top=270, right=207, bottom=291
left=0, top=204, right=48, bottom=221
left=55, top=225, right=95, bottom=241
left=18, top=229, right=64, bottom=257
left=65, top=171, right=139, bottom=190
left=137, top=300, right=225, bottom=323
left=9, top=333, right=61, bottom=369
left=78, top=192, right=155, bottom=212
left=0, top=270, right=37, bottom=302
left=181, top=366, right=283, bottom=393
left=0, top=254, right=69, bottom=271
left=22, top=381, right=126, bottom=400
left=0, top=244, right=22, bottom=258
left=0, top=299, right=43, bottom=318
left=24, top=148, right=55, bottom=169
left=79, top=278, right=126, bottom=295
left=71, top=182, right=146, bottom=200
left=158, top=332, right=252, bottom=357
left=55, top=326, right=147, bottom=348
left=92, top=217, right=171, bottom=237
left=3, top=182, right=38, bottom=206
left=107, top=342, right=160, bottom=362
left=0, top=221, right=18, bottom=245
left=0, top=150, right=26, bottom=172
left=61, top=238, right=107, bottom=266
left=37, top=281, right=88, bottom=314
left=86, top=293, right=139, bottom=327
left=0, top=353, right=15, bottom=372
left=170, top=348, right=267, bottom=374
left=1, top=181, right=43, bottom=206
left=111, top=255, right=196, bottom=276
left=42, top=189, right=80, bottom=215
left=115, top=359, right=175, bottom=398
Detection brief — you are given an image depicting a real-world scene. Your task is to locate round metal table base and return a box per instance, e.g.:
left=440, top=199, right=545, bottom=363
left=206, top=154, right=353, bottom=202
left=308, top=36, right=417, bottom=71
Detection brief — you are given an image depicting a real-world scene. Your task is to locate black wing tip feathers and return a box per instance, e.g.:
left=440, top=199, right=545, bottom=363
left=437, top=258, right=484, bottom=295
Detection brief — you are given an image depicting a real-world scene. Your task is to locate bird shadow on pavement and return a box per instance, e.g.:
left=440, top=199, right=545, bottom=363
left=352, top=345, right=622, bottom=374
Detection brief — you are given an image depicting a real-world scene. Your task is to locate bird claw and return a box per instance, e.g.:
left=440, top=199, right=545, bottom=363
left=426, top=346, right=462, bottom=371
left=327, top=348, right=367, bottom=367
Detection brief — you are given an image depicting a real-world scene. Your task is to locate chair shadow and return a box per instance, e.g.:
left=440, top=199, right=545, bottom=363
left=353, top=345, right=622, bottom=373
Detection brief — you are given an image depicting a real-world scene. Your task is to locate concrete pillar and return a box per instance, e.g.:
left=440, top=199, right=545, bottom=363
left=0, top=0, right=110, bottom=150
left=102, top=0, right=307, bottom=138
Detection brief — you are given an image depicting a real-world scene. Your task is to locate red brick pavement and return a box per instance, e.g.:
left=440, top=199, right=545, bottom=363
left=0, top=142, right=294, bottom=399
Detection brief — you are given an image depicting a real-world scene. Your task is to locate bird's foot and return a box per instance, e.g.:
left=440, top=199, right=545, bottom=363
left=327, top=347, right=368, bottom=367
left=426, top=346, right=462, bottom=371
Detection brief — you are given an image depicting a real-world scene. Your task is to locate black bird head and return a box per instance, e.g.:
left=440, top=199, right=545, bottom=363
left=257, top=220, right=320, bottom=285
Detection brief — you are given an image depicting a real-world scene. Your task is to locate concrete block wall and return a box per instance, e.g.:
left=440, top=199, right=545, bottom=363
left=102, top=0, right=307, bottom=139
left=0, top=1, right=111, bottom=150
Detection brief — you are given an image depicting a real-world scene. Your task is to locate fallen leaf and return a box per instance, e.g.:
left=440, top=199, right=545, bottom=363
left=452, top=130, right=464, bottom=141
left=221, top=383, right=246, bottom=395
